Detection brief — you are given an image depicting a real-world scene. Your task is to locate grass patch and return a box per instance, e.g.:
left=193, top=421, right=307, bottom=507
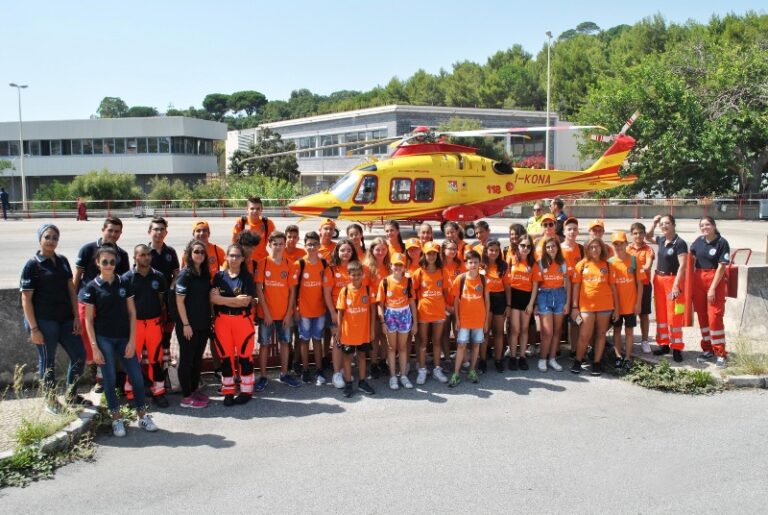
left=720, top=338, right=768, bottom=376
left=623, top=360, right=722, bottom=394
left=15, top=410, right=77, bottom=448
left=0, top=436, right=95, bottom=489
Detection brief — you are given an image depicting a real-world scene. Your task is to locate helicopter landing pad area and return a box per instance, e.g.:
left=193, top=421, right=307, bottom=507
left=0, top=216, right=764, bottom=287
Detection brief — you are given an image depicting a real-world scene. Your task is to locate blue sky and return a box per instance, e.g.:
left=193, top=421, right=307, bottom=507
left=2, top=0, right=763, bottom=121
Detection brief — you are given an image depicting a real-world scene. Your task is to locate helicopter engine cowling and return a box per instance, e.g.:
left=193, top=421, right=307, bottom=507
left=442, top=204, right=485, bottom=223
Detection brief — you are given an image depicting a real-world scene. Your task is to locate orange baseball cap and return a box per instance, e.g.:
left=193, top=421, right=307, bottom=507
left=319, top=218, right=336, bottom=230
left=391, top=253, right=406, bottom=266
left=405, top=237, right=422, bottom=250
left=423, top=241, right=440, bottom=254
left=611, top=231, right=628, bottom=243
left=192, top=220, right=210, bottom=232
left=564, top=216, right=578, bottom=226
left=541, top=213, right=556, bottom=223
left=589, top=219, right=605, bottom=230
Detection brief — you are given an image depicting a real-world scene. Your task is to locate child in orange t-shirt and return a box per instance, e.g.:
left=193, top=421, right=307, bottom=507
left=609, top=231, right=644, bottom=369
left=449, top=250, right=489, bottom=387
left=559, top=217, right=584, bottom=352
left=346, top=223, right=367, bottom=261
left=318, top=219, right=337, bottom=262
left=283, top=224, right=307, bottom=264
left=441, top=238, right=465, bottom=365
left=336, top=261, right=376, bottom=397
left=530, top=236, right=571, bottom=373
left=506, top=234, right=536, bottom=371
left=482, top=239, right=511, bottom=373
left=385, top=221, right=405, bottom=255
left=377, top=252, right=418, bottom=390
left=412, top=241, right=450, bottom=384
left=443, top=221, right=467, bottom=260
left=627, top=222, right=655, bottom=353
left=570, top=237, right=619, bottom=376
left=362, top=236, right=391, bottom=379
left=405, top=238, right=422, bottom=278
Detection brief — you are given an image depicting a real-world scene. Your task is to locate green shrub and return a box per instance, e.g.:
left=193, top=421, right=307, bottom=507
left=69, top=170, right=144, bottom=208
left=624, top=360, right=721, bottom=394
left=146, top=176, right=192, bottom=207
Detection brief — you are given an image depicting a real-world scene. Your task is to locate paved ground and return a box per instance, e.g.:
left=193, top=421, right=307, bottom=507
left=1, top=367, right=767, bottom=513
left=0, top=215, right=765, bottom=287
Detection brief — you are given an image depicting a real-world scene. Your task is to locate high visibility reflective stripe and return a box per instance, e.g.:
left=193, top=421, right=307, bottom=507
left=711, top=330, right=725, bottom=336
left=657, top=323, right=668, bottom=328
left=240, top=374, right=255, bottom=393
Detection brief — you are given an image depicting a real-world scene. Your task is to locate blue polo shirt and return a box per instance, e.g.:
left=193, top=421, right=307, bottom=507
left=690, top=235, right=731, bottom=270
left=20, top=252, right=75, bottom=323
left=212, top=270, right=255, bottom=316
left=655, top=235, right=688, bottom=274
left=75, top=238, right=130, bottom=291
left=149, top=243, right=180, bottom=284
left=175, top=268, right=212, bottom=330
left=78, top=275, right=133, bottom=338
left=122, top=268, right=167, bottom=320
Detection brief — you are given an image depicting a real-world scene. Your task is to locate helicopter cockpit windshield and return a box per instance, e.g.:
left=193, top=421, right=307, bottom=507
left=328, top=172, right=361, bottom=202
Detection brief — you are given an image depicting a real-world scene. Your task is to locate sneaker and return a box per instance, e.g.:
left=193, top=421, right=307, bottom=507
left=389, top=376, right=400, bottom=390
left=448, top=373, right=461, bottom=388
left=518, top=357, right=529, bottom=371
left=570, top=360, right=583, bottom=374
left=152, top=395, right=169, bottom=408
left=672, top=349, right=683, bottom=362
left=494, top=360, right=504, bottom=373
left=699, top=351, right=715, bottom=360
left=93, top=382, right=104, bottom=394
left=590, top=362, right=603, bottom=376
left=468, top=369, right=479, bottom=383
left=623, top=359, right=633, bottom=371
left=180, top=396, right=207, bottom=409
left=358, top=380, right=375, bottom=395
left=293, top=361, right=303, bottom=376
left=653, top=345, right=670, bottom=356
left=716, top=356, right=727, bottom=368
left=139, top=414, right=158, bottom=432
left=255, top=376, right=269, bottom=392
left=343, top=381, right=354, bottom=398
left=315, top=370, right=327, bottom=386
left=192, top=390, right=209, bottom=403
left=112, top=419, right=126, bottom=437
left=416, top=368, right=428, bottom=385
left=234, top=393, right=251, bottom=405
left=279, top=373, right=302, bottom=388
left=332, top=372, right=345, bottom=389
left=537, top=359, right=547, bottom=372
left=508, top=357, right=518, bottom=371
left=548, top=358, right=563, bottom=372
left=614, top=356, right=624, bottom=368
left=223, top=394, right=235, bottom=407
left=433, top=367, right=449, bottom=383
left=67, top=394, right=93, bottom=407
left=302, top=369, right=312, bottom=384
left=641, top=341, right=652, bottom=354
left=478, top=359, right=487, bottom=374
left=461, top=361, right=470, bottom=373
left=369, top=362, right=381, bottom=379
left=400, top=375, right=414, bottom=389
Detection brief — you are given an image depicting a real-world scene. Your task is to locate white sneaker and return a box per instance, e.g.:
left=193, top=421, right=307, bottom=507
left=389, top=376, right=399, bottom=390
left=139, top=414, right=158, bottom=432
left=433, top=367, right=449, bottom=383
left=400, top=375, right=414, bottom=389
left=416, top=368, right=428, bottom=385
left=112, top=419, right=126, bottom=437
left=716, top=356, right=727, bottom=368
left=538, top=359, right=547, bottom=372
left=548, top=358, right=563, bottom=372
left=641, top=341, right=652, bottom=354
left=332, top=372, right=345, bottom=389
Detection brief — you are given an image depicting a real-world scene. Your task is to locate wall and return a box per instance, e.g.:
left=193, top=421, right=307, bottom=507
left=724, top=265, right=768, bottom=352
left=0, top=289, right=47, bottom=386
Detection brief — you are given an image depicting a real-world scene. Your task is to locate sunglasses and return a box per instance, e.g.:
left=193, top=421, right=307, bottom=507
left=100, top=259, right=116, bottom=266
left=43, top=235, right=59, bottom=241
left=192, top=249, right=206, bottom=255
left=542, top=223, right=555, bottom=227
left=518, top=243, right=531, bottom=249
left=533, top=208, right=542, bottom=211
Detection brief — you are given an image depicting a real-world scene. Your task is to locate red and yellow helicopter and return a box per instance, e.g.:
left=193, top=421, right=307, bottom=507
left=257, top=113, right=639, bottom=235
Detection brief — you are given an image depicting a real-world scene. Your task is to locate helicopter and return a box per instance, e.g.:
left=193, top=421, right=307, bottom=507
left=246, top=113, right=640, bottom=237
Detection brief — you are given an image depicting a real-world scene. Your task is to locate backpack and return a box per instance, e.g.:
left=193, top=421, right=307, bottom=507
left=338, top=284, right=371, bottom=317
left=382, top=276, right=413, bottom=301
left=608, top=255, right=638, bottom=283
left=295, top=257, right=328, bottom=296
left=458, top=272, right=486, bottom=299
left=239, top=215, right=269, bottom=238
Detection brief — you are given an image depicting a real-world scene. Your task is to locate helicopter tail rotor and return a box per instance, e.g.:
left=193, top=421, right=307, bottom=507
left=590, top=111, right=640, bottom=143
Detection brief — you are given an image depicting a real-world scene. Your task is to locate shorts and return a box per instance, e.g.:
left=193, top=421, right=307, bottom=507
left=257, top=319, right=292, bottom=345
left=536, top=287, right=566, bottom=315
left=298, top=316, right=325, bottom=341
left=457, top=327, right=484, bottom=345
left=613, top=314, right=637, bottom=329
left=383, top=306, right=413, bottom=334
left=340, top=342, right=373, bottom=354
left=510, top=288, right=532, bottom=311
left=640, top=283, right=652, bottom=315
left=489, top=292, right=507, bottom=316
left=581, top=309, right=614, bottom=317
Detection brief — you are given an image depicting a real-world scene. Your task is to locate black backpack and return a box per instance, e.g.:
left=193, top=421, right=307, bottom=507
left=382, top=276, right=413, bottom=300
left=295, top=257, right=328, bottom=296
left=458, top=272, right=486, bottom=299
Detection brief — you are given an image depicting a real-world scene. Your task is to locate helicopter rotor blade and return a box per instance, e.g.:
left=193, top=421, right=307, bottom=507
left=238, top=136, right=402, bottom=162
left=620, top=111, right=640, bottom=135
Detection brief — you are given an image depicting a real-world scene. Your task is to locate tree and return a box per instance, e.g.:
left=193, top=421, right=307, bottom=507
left=97, top=97, right=128, bottom=118
left=442, top=61, right=485, bottom=107
left=404, top=69, right=444, bottom=106
left=439, top=117, right=507, bottom=162
left=125, top=106, right=159, bottom=117
left=576, top=21, right=601, bottom=34
left=228, top=128, right=299, bottom=183
left=260, top=100, right=291, bottom=122
left=229, top=90, right=267, bottom=116
left=287, top=89, right=320, bottom=118
left=202, top=93, right=231, bottom=120
left=69, top=170, right=144, bottom=207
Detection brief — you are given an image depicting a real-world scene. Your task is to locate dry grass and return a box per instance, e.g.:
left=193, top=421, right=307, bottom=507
left=721, top=337, right=768, bottom=376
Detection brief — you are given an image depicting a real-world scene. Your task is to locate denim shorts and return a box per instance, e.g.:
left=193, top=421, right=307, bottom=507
left=258, top=319, right=292, bottom=344
left=298, top=316, right=325, bottom=341
left=457, top=327, right=484, bottom=345
left=536, top=287, right=567, bottom=315
left=383, top=306, right=413, bottom=334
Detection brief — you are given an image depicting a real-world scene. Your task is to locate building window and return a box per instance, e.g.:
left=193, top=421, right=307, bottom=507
left=103, top=139, right=114, bottom=154
left=71, top=139, right=82, bottom=155
left=159, top=137, right=170, bottom=153
left=390, top=178, right=411, bottom=202
left=115, top=138, right=125, bottom=154
left=414, top=178, right=434, bottom=202
left=25, top=140, right=41, bottom=156
left=298, top=136, right=315, bottom=158
left=171, top=137, right=183, bottom=154
left=127, top=138, right=138, bottom=154
left=354, top=175, right=377, bottom=204
left=40, top=141, right=51, bottom=156
left=370, top=129, right=388, bottom=155
left=137, top=138, right=148, bottom=153
left=93, top=139, right=103, bottom=155
left=50, top=140, right=62, bottom=156
left=61, top=140, right=71, bottom=155
left=0, top=141, right=8, bottom=156
left=321, top=134, right=339, bottom=157
left=148, top=137, right=158, bottom=153
left=82, top=139, right=93, bottom=155
left=204, top=139, right=213, bottom=155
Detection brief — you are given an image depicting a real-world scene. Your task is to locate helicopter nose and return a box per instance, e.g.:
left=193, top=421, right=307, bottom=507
left=289, top=192, right=340, bottom=218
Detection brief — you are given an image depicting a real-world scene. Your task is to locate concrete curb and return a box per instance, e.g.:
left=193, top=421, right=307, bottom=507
left=0, top=406, right=99, bottom=464
left=722, top=375, right=768, bottom=388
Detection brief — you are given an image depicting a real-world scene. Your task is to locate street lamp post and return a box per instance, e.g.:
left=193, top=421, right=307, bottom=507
left=9, top=83, right=28, bottom=211
left=545, top=31, right=553, bottom=170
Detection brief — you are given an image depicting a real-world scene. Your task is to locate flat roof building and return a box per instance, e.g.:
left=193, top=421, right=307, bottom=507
left=0, top=116, right=227, bottom=200
left=226, top=104, right=582, bottom=190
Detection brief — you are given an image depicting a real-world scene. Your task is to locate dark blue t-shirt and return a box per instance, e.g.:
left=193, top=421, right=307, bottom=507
left=175, top=268, right=212, bottom=330
left=20, top=252, right=75, bottom=322
left=75, top=239, right=130, bottom=291
left=149, top=243, right=180, bottom=284
left=122, top=268, right=167, bottom=320
left=78, top=275, right=133, bottom=338
left=212, top=270, right=255, bottom=316
left=690, top=235, right=731, bottom=270
left=655, top=235, right=688, bottom=274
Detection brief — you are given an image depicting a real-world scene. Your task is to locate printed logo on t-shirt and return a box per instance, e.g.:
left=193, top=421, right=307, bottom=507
left=151, top=280, right=159, bottom=290
left=335, top=272, right=341, bottom=278
left=421, top=281, right=427, bottom=288
left=118, top=288, right=126, bottom=298
left=387, top=290, right=393, bottom=297
left=667, top=248, right=674, bottom=255
left=600, top=268, right=607, bottom=274
left=265, top=270, right=271, bottom=277
left=709, top=248, right=716, bottom=256
left=303, top=272, right=309, bottom=279
left=362, top=296, right=368, bottom=304
left=436, top=279, right=443, bottom=287
left=346, top=298, right=352, bottom=306
left=723, top=252, right=730, bottom=261
left=475, top=284, right=482, bottom=292
left=281, top=271, right=288, bottom=279
left=166, top=254, right=172, bottom=262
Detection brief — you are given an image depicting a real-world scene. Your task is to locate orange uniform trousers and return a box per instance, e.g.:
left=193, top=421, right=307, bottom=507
left=691, top=269, right=727, bottom=357
left=213, top=313, right=256, bottom=396
left=653, top=274, right=685, bottom=350
left=125, top=317, right=165, bottom=398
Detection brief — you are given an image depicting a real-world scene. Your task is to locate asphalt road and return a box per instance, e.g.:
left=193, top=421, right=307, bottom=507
left=2, top=372, right=768, bottom=513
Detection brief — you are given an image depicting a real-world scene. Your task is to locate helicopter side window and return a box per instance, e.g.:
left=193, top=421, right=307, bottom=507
left=353, top=175, right=377, bottom=204
left=390, top=178, right=411, bottom=203
left=414, top=178, right=434, bottom=202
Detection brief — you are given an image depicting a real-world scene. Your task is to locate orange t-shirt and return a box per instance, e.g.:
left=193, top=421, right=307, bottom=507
left=324, top=263, right=369, bottom=303
left=412, top=267, right=449, bottom=322
left=318, top=241, right=337, bottom=262
left=290, top=258, right=327, bottom=318
left=572, top=259, right=615, bottom=312
left=336, top=284, right=372, bottom=345
left=376, top=275, right=412, bottom=309
left=609, top=255, right=644, bottom=315
left=481, top=263, right=506, bottom=293
left=451, top=273, right=486, bottom=329
left=232, top=217, right=276, bottom=261
left=353, top=244, right=366, bottom=261
left=532, top=261, right=567, bottom=289
left=627, top=243, right=654, bottom=285
left=284, top=246, right=307, bottom=264
left=560, top=243, right=583, bottom=281
left=443, top=260, right=466, bottom=304
left=387, top=241, right=404, bottom=255
left=256, top=256, right=292, bottom=319
left=368, top=263, right=390, bottom=295
left=506, top=261, right=534, bottom=292
left=406, top=261, right=421, bottom=279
